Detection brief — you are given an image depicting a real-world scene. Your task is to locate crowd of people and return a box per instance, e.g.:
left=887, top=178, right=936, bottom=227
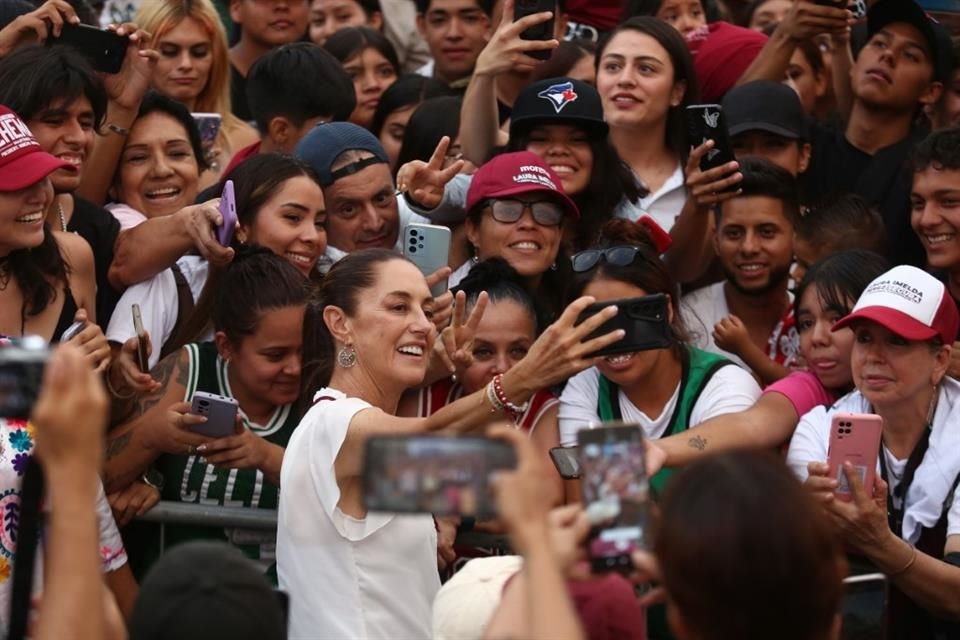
left=0, top=0, right=959, bottom=637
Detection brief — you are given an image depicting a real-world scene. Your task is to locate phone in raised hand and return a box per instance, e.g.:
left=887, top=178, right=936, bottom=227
left=131, top=304, right=149, bottom=373
left=217, top=179, right=237, bottom=247
left=514, top=0, right=556, bottom=60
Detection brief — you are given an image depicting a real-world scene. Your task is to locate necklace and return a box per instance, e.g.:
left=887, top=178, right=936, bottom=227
left=57, top=202, right=67, bottom=232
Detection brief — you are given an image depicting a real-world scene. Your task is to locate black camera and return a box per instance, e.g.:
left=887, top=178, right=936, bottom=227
left=0, top=337, right=49, bottom=418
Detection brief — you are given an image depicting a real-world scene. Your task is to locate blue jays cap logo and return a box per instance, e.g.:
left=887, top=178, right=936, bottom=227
left=537, top=81, right=578, bottom=114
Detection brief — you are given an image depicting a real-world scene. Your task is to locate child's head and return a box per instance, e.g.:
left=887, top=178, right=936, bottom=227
left=792, top=194, right=887, bottom=283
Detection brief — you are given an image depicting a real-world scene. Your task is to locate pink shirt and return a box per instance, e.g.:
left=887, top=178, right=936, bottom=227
left=763, top=370, right=839, bottom=417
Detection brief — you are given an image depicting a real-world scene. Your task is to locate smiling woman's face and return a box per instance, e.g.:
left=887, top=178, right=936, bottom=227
left=114, top=111, right=200, bottom=218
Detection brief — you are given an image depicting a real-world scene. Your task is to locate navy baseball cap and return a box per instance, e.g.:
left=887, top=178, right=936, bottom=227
left=722, top=81, right=807, bottom=140
left=510, top=77, right=608, bottom=140
left=866, top=0, right=952, bottom=83
left=294, top=122, right=389, bottom=187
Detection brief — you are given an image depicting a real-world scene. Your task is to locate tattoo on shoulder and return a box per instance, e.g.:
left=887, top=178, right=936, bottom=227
left=688, top=435, right=707, bottom=451
left=135, top=349, right=187, bottom=416
left=106, top=432, right=132, bottom=460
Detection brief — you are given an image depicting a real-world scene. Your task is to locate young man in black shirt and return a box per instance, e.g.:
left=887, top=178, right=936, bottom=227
left=746, top=0, right=950, bottom=267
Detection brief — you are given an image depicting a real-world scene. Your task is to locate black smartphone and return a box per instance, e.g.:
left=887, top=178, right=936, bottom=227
left=49, top=24, right=128, bottom=74
left=363, top=435, right=517, bottom=520
left=576, top=293, right=671, bottom=358
left=841, top=573, right=888, bottom=640
left=0, top=337, right=49, bottom=418
left=514, top=0, right=555, bottom=60
left=579, top=424, right=650, bottom=573
left=550, top=446, right=581, bottom=479
left=684, top=104, right=736, bottom=174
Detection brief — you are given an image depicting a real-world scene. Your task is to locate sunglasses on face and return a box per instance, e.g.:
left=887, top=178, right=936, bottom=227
left=484, top=198, right=565, bottom=227
left=571, top=245, right=652, bottom=273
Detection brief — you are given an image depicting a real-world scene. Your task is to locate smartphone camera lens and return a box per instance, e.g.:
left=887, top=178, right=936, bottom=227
left=199, top=399, right=209, bottom=407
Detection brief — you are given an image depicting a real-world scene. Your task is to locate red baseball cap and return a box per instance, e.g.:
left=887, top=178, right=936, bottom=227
left=0, top=106, right=72, bottom=192
left=687, top=22, right=768, bottom=103
left=832, top=265, right=960, bottom=344
left=466, top=151, right=580, bottom=220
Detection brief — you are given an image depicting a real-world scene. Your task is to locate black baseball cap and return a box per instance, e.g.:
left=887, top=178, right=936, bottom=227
left=294, top=121, right=390, bottom=187
left=722, top=81, right=807, bottom=140
left=509, top=77, right=608, bottom=140
left=866, top=0, right=952, bottom=83
left=129, top=541, right=285, bottom=640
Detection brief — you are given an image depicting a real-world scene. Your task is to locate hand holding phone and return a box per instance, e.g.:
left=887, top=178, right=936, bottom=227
left=189, top=391, right=239, bottom=439
left=60, top=320, right=86, bottom=342
left=550, top=446, right=581, bottom=479
left=827, top=413, right=883, bottom=502
left=576, top=294, right=671, bottom=358
left=685, top=104, right=736, bottom=174
left=579, top=423, right=650, bottom=572
left=48, top=24, right=128, bottom=74
left=513, top=0, right=556, bottom=60
left=217, top=180, right=237, bottom=247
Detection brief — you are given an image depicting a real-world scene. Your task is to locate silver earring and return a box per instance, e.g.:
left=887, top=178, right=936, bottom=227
left=337, top=345, right=357, bottom=368
left=550, top=262, right=557, bottom=271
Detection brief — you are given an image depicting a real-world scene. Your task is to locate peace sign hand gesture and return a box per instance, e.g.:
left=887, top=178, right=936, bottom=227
left=396, top=136, right=466, bottom=210
left=437, top=290, right=489, bottom=376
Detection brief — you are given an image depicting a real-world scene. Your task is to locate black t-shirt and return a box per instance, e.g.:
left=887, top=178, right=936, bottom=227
left=801, top=122, right=927, bottom=268
left=230, top=63, right=251, bottom=123
left=67, top=197, right=122, bottom=328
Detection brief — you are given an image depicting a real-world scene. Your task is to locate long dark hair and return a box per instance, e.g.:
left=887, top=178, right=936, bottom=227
left=508, top=126, right=644, bottom=250
left=395, top=96, right=462, bottom=168
left=370, top=74, right=451, bottom=140
left=597, top=17, right=699, bottom=163
left=302, top=249, right=406, bottom=394
left=165, top=154, right=322, bottom=352
left=454, top=257, right=543, bottom=333
left=0, top=228, right=71, bottom=327
left=323, top=26, right=401, bottom=76
left=657, top=452, right=845, bottom=640
left=793, top=250, right=890, bottom=322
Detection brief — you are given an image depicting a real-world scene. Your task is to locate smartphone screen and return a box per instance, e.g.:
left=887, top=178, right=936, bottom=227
left=841, top=573, right=887, bottom=639
left=579, top=424, right=650, bottom=571
left=363, top=435, right=517, bottom=519
left=576, top=294, right=672, bottom=357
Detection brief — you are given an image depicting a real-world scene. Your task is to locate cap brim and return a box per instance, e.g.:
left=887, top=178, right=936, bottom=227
left=0, top=150, right=73, bottom=192
left=832, top=306, right=939, bottom=342
left=481, top=184, right=580, bottom=221
left=728, top=121, right=801, bottom=140
left=510, top=115, right=609, bottom=139
left=867, top=2, right=939, bottom=71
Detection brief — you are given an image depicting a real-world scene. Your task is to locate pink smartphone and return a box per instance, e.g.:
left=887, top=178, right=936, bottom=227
left=827, top=413, right=883, bottom=502
left=217, top=179, right=237, bottom=247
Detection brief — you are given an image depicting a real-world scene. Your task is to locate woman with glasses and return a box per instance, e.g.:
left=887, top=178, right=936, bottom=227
left=454, top=151, right=578, bottom=323
left=556, top=219, right=761, bottom=497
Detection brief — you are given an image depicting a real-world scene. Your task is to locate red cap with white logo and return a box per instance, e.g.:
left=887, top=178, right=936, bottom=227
left=466, top=151, right=580, bottom=221
left=0, top=106, right=72, bottom=192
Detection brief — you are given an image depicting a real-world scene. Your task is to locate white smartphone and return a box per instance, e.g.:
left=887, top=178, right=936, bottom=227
left=403, top=223, right=451, bottom=298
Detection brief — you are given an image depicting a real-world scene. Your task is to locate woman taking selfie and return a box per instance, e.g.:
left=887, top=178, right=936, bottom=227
left=278, top=248, right=624, bottom=639
left=104, top=249, right=309, bottom=568
left=788, top=265, right=960, bottom=639
left=557, top=220, right=761, bottom=494
left=0, top=106, right=107, bottom=369
left=136, top=0, right=258, bottom=185
left=647, top=250, right=889, bottom=473
left=107, top=153, right=326, bottom=369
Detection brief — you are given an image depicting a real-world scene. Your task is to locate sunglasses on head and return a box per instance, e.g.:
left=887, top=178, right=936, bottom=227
left=483, top=198, right=565, bottom=227
left=571, top=245, right=654, bottom=273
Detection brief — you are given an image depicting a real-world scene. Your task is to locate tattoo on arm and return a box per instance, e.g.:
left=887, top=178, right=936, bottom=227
left=134, top=350, right=186, bottom=417
left=106, top=432, right=132, bottom=461
left=688, top=435, right=707, bottom=451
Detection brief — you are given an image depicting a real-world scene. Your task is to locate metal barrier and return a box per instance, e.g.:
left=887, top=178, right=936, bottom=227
left=138, top=502, right=511, bottom=553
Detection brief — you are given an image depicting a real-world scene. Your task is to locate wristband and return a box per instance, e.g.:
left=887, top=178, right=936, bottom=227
left=485, top=379, right=504, bottom=413
left=889, top=543, right=917, bottom=577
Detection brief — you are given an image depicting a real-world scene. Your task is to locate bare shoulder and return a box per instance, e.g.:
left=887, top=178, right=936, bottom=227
left=52, top=230, right=95, bottom=274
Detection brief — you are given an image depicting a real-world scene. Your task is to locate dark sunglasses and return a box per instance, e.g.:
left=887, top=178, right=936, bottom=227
left=484, top=198, right=565, bottom=227
left=571, top=245, right=652, bottom=273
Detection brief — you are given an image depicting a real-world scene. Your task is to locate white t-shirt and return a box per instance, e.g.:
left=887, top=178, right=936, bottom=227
left=680, top=281, right=797, bottom=371
left=615, top=163, right=687, bottom=232
left=558, top=361, right=761, bottom=447
left=106, top=256, right=210, bottom=369
left=787, top=379, right=960, bottom=544
left=278, top=388, right=439, bottom=640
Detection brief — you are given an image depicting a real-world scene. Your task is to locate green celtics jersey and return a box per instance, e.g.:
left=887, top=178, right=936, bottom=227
left=152, top=342, right=299, bottom=570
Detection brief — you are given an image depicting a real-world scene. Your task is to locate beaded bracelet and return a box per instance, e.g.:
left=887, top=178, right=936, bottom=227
left=485, top=379, right=504, bottom=413
left=491, top=374, right=528, bottom=416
